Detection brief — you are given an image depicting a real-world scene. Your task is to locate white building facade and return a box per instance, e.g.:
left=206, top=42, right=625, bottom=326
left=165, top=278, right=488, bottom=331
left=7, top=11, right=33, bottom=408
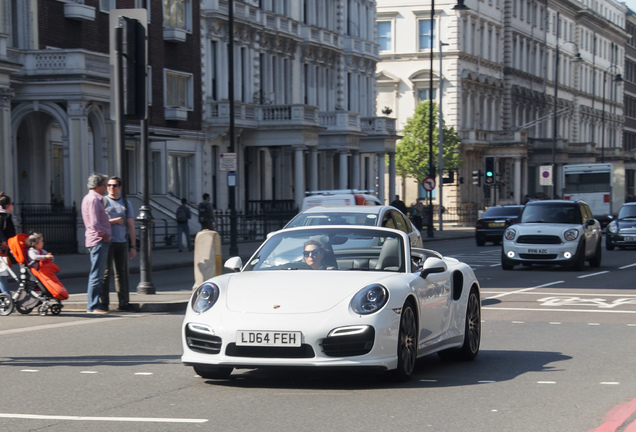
left=377, top=0, right=632, bottom=213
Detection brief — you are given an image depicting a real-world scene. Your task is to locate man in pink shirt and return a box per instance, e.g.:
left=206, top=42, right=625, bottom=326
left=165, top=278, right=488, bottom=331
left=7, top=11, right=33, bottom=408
left=81, top=174, right=112, bottom=314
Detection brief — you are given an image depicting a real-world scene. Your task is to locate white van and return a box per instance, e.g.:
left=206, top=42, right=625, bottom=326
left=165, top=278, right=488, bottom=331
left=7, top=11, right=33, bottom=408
left=300, top=189, right=382, bottom=211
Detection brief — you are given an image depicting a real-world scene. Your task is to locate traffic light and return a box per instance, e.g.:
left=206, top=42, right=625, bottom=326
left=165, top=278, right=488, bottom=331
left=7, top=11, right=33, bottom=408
left=472, top=170, right=482, bottom=186
left=484, top=156, right=495, bottom=185
left=118, top=17, right=146, bottom=119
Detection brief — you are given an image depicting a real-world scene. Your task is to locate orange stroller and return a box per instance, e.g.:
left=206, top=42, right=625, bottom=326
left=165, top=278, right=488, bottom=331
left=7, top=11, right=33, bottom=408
left=0, top=233, right=67, bottom=316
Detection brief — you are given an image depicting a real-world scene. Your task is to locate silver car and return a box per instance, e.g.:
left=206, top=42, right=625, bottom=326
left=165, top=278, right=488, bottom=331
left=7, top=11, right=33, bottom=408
left=501, top=200, right=602, bottom=270
left=285, top=205, right=424, bottom=248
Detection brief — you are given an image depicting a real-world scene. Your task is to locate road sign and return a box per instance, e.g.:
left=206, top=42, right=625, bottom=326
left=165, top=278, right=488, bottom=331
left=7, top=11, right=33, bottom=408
left=422, top=177, right=436, bottom=191
left=540, top=165, right=552, bottom=186
left=219, top=152, right=237, bottom=172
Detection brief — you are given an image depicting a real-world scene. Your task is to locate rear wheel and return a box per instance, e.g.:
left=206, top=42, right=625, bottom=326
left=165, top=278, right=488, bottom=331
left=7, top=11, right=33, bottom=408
left=439, top=288, right=481, bottom=361
left=193, top=365, right=233, bottom=380
left=0, top=293, right=14, bottom=316
left=476, top=238, right=485, bottom=247
left=392, top=303, right=417, bottom=382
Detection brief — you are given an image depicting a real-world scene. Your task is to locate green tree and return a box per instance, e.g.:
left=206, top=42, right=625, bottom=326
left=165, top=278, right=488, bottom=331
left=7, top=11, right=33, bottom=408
left=396, top=101, right=461, bottom=182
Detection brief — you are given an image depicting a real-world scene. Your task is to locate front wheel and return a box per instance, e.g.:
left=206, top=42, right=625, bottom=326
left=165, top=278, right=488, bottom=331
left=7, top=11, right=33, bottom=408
left=589, top=239, right=602, bottom=268
left=0, top=293, right=14, bottom=316
left=606, top=238, right=615, bottom=251
left=572, top=242, right=586, bottom=271
left=392, top=303, right=418, bottom=382
left=501, top=250, right=515, bottom=270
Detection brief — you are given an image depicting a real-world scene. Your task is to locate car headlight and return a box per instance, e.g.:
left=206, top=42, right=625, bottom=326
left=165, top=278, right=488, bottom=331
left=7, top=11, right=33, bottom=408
left=564, top=229, right=579, bottom=241
left=608, top=222, right=618, bottom=234
left=504, top=228, right=516, bottom=241
left=191, top=282, right=220, bottom=314
left=351, top=284, right=388, bottom=315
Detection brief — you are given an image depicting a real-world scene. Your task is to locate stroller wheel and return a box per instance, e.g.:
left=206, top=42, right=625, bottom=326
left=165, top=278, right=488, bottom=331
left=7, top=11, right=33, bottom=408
left=0, top=293, right=14, bottom=316
left=16, top=304, right=34, bottom=314
left=38, top=304, right=49, bottom=316
left=50, top=304, right=62, bottom=315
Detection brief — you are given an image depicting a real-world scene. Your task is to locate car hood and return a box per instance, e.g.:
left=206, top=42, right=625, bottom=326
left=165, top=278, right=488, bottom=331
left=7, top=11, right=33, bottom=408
left=223, top=271, right=394, bottom=314
left=616, top=218, right=636, bottom=231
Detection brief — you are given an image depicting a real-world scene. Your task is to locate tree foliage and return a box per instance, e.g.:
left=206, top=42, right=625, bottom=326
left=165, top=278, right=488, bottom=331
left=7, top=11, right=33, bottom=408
left=396, top=101, right=462, bottom=181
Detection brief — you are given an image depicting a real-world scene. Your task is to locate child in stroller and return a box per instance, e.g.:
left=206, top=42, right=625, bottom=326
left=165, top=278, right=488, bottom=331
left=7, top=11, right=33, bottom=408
left=0, top=233, right=68, bottom=316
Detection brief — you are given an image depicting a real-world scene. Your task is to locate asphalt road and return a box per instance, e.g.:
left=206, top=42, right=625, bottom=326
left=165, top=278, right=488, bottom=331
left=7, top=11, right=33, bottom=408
left=1, top=237, right=634, bottom=432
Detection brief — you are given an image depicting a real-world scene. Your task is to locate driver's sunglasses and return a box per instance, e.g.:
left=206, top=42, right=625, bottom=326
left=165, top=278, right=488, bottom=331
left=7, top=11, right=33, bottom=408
left=303, top=249, right=322, bottom=258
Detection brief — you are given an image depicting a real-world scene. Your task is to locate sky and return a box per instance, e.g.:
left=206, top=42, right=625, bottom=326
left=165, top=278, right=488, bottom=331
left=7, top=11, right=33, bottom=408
left=624, top=0, right=636, bottom=13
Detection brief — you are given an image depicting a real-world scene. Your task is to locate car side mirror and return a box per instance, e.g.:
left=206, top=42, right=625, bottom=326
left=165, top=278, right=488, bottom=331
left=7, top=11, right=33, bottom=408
left=224, top=257, right=242, bottom=272
left=420, top=257, right=447, bottom=278
left=586, top=218, right=596, bottom=227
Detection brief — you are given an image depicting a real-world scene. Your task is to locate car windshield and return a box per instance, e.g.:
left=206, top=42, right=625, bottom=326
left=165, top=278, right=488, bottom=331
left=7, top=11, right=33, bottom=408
left=617, top=205, right=636, bottom=219
left=287, top=212, right=378, bottom=227
left=243, top=227, right=405, bottom=273
left=519, top=204, right=581, bottom=224
left=483, top=207, right=522, bottom=218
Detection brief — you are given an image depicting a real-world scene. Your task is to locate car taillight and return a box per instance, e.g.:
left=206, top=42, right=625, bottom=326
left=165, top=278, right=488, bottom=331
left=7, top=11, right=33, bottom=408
left=354, top=194, right=365, bottom=205
left=564, top=195, right=571, bottom=200
left=476, top=221, right=484, bottom=229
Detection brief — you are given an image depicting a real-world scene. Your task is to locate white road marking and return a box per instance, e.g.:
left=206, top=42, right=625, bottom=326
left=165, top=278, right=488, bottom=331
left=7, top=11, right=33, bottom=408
left=512, top=321, right=524, bottom=323
left=0, top=317, right=129, bottom=336
left=0, top=413, right=208, bottom=423
left=419, top=379, right=438, bottom=383
left=549, top=322, right=562, bottom=325
left=478, top=380, right=496, bottom=383
left=483, top=307, right=636, bottom=314
left=20, top=370, right=39, bottom=373
left=485, top=287, right=539, bottom=300
left=80, top=371, right=98, bottom=374
left=600, top=382, right=620, bottom=385
left=577, top=271, right=609, bottom=279
left=588, top=323, right=600, bottom=325
left=135, top=372, right=153, bottom=376
left=481, top=291, right=636, bottom=298
left=537, top=381, right=556, bottom=384
left=619, top=263, right=636, bottom=269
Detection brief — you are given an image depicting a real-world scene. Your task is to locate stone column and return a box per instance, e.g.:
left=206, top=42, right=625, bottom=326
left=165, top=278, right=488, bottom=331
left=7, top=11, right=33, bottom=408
left=514, top=157, right=521, bottom=204
left=377, top=153, right=386, bottom=204
left=352, top=151, right=360, bottom=190
left=388, top=152, right=396, bottom=199
left=339, top=151, right=348, bottom=189
left=309, top=147, right=318, bottom=192
left=0, top=87, right=14, bottom=194
left=294, top=146, right=305, bottom=206
left=67, top=101, right=90, bottom=206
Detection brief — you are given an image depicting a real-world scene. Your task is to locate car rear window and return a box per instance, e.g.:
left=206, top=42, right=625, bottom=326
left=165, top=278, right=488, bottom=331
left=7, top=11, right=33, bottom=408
left=483, top=207, right=522, bottom=218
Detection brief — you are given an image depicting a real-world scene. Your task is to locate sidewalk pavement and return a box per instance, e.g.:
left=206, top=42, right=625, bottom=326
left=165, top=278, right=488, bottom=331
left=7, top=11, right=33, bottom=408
left=49, top=226, right=474, bottom=313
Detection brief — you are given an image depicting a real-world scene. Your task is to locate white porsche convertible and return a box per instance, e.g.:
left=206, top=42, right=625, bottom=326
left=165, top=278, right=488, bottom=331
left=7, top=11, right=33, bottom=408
left=182, top=226, right=481, bottom=381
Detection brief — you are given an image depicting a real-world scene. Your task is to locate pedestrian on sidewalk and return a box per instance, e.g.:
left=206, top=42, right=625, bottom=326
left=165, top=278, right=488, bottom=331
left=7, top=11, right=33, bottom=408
left=176, top=198, right=193, bottom=252
left=390, top=195, right=408, bottom=215
left=81, top=174, right=111, bottom=314
left=100, top=176, right=138, bottom=312
left=197, top=193, right=215, bottom=231
left=0, top=192, right=16, bottom=294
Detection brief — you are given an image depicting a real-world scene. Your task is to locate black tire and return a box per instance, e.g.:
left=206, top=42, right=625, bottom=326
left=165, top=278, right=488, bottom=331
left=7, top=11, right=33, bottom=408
left=572, top=242, right=586, bottom=271
left=38, top=304, right=48, bottom=316
left=501, top=250, right=515, bottom=270
left=16, top=304, right=34, bottom=314
left=439, top=288, right=481, bottom=361
left=193, top=365, right=233, bottom=380
left=589, top=239, right=602, bottom=268
left=0, top=293, right=14, bottom=316
left=392, top=303, right=418, bottom=382
left=606, top=238, right=615, bottom=251
left=476, top=238, right=485, bottom=247
left=50, top=304, right=62, bottom=315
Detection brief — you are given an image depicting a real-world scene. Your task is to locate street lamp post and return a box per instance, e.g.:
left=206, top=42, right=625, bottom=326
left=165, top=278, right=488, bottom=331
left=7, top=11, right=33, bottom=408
left=600, top=67, right=623, bottom=164
left=426, top=0, right=435, bottom=239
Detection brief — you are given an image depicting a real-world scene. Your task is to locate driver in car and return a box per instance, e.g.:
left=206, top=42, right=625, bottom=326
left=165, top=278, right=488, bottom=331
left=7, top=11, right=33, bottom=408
left=303, top=239, right=331, bottom=269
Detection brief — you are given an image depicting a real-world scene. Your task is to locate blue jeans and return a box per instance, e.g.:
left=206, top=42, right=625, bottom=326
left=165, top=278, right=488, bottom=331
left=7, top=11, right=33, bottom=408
left=177, top=223, right=191, bottom=251
left=87, top=241, right=110, bottom=311
left=0, top=275, right=9, bottom=294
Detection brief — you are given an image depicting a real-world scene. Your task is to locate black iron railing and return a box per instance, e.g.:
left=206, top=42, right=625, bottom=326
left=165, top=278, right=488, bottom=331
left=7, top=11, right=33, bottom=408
left=19, top=203, right=78, bottom=254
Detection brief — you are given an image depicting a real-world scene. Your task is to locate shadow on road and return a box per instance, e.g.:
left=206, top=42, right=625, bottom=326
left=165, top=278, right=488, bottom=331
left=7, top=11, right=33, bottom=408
left=196, top=349, right=572, bottom=390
